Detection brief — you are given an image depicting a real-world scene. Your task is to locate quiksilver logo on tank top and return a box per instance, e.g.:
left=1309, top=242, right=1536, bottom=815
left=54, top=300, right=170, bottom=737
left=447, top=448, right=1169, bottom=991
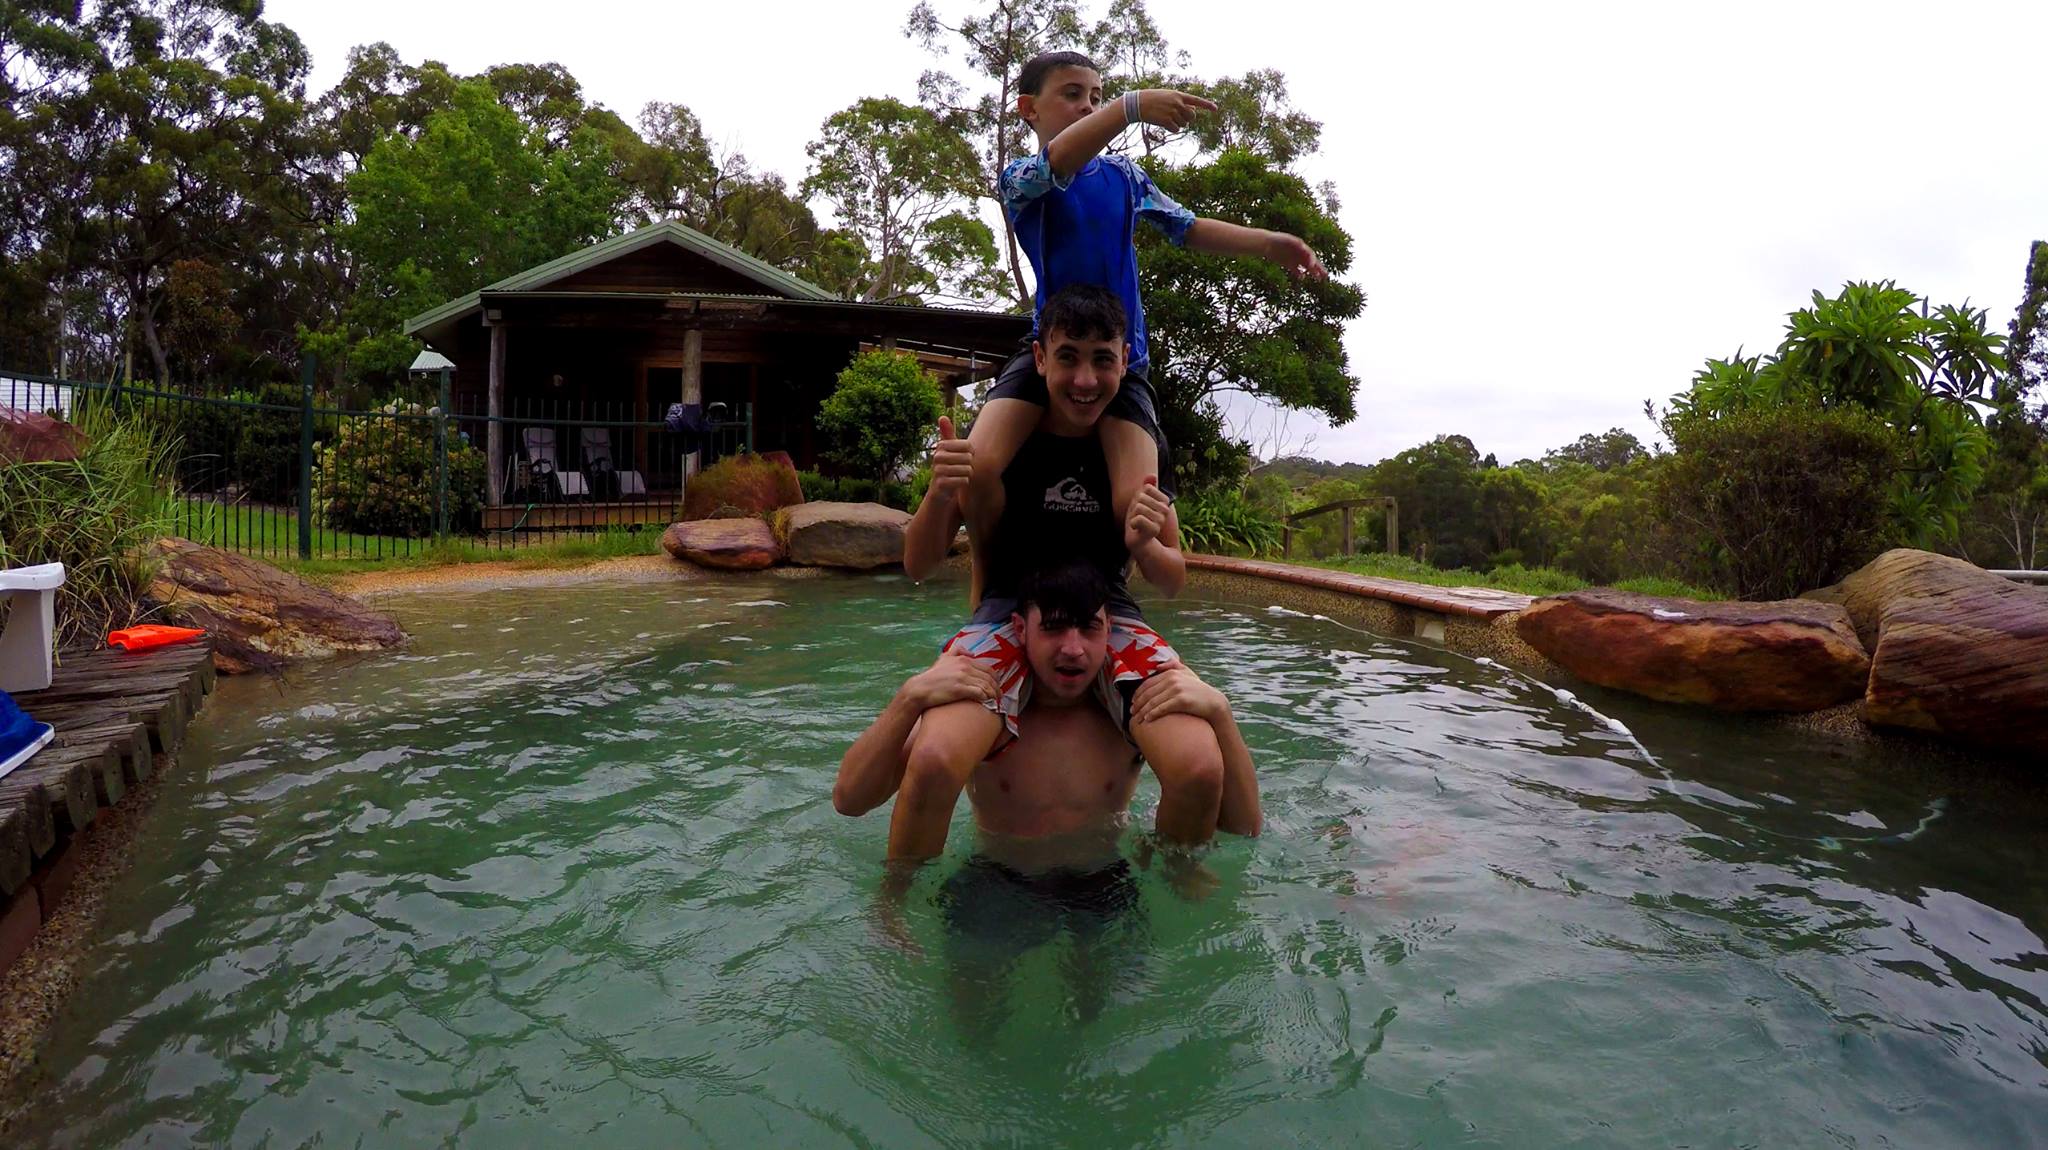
left=1043, top=477, right=1100, bottom=513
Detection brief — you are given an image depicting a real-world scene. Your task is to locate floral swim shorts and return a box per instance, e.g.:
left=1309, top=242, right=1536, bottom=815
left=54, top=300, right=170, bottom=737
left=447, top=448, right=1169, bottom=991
left=940, top=607, right=1181, bottom=750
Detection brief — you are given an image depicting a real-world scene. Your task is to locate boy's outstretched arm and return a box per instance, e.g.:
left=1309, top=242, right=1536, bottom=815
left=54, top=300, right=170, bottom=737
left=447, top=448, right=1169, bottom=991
left=1036, top=90, right=1218, bottom=182
left=1185, top=218, right=1329, bottom=281
left=1131, top=668, right=1261, bottom=837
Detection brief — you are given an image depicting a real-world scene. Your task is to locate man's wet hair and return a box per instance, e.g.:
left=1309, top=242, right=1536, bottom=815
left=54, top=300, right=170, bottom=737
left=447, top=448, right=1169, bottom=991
left=1017, top=560, right=1112, bottom=630
left=1039, top=283, right=1127, bottom=345
left=1018, top=50, right=1102, bottom=97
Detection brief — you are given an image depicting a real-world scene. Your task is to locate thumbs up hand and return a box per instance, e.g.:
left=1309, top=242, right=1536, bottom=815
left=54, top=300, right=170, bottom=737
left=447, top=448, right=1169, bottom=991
left=1124, top=475, right=1171, bottom=550
left=928, top=414, right=974, bottom=506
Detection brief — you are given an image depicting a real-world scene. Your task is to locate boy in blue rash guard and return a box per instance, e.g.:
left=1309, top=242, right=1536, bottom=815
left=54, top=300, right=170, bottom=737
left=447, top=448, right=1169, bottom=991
left=964, top=49, right=1329, bottom=598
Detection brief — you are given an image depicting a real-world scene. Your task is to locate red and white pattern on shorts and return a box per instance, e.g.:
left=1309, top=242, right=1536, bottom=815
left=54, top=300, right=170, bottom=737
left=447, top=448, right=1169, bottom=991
left=941, top=614, right=1181, bottom=744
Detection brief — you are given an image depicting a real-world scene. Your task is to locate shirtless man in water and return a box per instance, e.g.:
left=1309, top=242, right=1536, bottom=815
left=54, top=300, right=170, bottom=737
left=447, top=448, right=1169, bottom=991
left=834, top=561, right=1258, bottom=1019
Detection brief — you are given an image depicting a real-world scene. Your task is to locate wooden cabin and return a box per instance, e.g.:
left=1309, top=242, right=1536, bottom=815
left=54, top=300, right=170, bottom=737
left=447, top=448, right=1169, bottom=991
left=404, top=221, right=1027, bottom=527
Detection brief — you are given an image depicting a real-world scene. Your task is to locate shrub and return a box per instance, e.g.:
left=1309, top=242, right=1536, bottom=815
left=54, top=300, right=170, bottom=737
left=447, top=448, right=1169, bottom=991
left=797, top=470, right=915, bottom=511
left=815, top=350, right=943, bottom=482
left=1177, top=485, right=1283, bottom=556
left=313, top=403, right=485, bottom=537
left=682, top=453, right=803, bottom=520
left=1655, top=404, right=1903, bottom=599
left=0, top=406, right=177, bottom=648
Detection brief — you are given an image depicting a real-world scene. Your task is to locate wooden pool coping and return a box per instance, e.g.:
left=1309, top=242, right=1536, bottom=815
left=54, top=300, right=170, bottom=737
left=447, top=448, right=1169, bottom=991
left=1184, top=555, right=1536, bottom=620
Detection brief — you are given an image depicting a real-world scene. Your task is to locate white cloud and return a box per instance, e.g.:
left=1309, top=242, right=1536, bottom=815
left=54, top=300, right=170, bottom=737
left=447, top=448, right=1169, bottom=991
left=270, top=0, right=2048, bottom=465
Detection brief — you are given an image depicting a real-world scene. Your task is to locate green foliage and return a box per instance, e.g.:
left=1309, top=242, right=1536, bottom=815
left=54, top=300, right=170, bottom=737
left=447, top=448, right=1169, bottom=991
left=334, top=78, right=630, bottom=384
left=816, top=351, right=944, bottom=483
left=313, top=405, right=484, bottom=537
left=796, top=471, right=916, bottom=511
left=801, top=97, right=1001, bottom=304
left=1655, top=404, right=1902, bottom=600
left=1176, top=486, right=1282, bottom=556
left=0, top=407, right=178, bottom=647
left=1671, top=280, right=2007, bottom=548
left=168, top=385, right=304, bottom=503
left=1141, top=150, right=1364, bottom=476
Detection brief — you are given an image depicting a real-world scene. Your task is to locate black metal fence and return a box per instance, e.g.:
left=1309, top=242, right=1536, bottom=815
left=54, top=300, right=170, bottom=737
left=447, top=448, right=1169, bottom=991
left=2, top=366, right=752, bottom=561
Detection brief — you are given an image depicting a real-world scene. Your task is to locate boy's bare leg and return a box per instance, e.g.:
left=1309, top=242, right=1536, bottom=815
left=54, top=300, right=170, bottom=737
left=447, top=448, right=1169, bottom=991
left=887, top=700, right=1005, bottom=861
left=1128, top=711, right=1225, bottom=845
left=1100, top=415, right=1162, bottom=525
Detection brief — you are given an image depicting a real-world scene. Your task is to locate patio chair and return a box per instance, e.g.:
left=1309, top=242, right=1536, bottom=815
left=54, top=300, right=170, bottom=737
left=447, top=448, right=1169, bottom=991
left=0, top=562, right=64, bottom=693
left=517, top=427, right=589, bottom=502
left=580, top=428, right=647, bottom=500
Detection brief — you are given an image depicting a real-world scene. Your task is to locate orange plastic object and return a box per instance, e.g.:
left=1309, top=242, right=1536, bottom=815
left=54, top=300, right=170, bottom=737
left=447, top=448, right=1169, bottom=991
left=107, top=625, right=207, bottom=651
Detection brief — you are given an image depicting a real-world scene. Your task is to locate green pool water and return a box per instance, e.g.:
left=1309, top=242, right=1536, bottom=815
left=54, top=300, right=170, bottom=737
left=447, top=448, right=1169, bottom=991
left=13, top=574, right=2047, bottom=1148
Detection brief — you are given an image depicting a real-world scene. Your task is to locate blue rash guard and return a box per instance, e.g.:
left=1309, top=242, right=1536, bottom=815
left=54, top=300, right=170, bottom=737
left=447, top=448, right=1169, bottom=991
left=999, top=150, right=1196, bottom=376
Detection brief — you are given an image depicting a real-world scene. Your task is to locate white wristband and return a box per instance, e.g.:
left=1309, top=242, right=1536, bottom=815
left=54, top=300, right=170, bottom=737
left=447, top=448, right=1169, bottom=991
left=1123, top=91, right=1141, bottom=127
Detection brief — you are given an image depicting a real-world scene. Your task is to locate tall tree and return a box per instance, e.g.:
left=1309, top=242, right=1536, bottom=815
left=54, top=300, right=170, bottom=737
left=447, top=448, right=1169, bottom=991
left=330, top=77, right=629, bottom=382
left=2, top=0, right=319, bottom=384
left=905, top=0, right=1085, bottom=308
left=1140, top=149, right=1365, bottom=489
left=801, top=96, right=1001, bottom=304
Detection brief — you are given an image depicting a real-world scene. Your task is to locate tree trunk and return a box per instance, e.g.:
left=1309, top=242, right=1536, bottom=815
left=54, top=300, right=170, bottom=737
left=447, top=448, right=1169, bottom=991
left=134, top=278, right=170, bottom=385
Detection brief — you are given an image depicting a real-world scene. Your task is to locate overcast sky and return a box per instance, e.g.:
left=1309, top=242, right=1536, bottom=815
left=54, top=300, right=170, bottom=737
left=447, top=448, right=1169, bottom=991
left=268, top=0, right=2048, bottom=466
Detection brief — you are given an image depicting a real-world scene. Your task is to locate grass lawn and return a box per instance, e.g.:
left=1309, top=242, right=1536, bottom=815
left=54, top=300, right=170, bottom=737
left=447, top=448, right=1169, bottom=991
left=168, top=496, right=666, bottom=578
left=1275, top=551, right=1725, bottom=601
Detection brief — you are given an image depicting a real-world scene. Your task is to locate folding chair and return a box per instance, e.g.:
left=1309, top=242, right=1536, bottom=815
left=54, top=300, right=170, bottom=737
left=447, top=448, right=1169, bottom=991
left=520, top=427, right=588, bottom=501
left=580, top=427, right=647, bottom=499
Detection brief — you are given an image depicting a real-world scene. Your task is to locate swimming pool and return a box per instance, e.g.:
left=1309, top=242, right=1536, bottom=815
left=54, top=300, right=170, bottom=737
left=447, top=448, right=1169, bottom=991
left=13, top=574, right=2047, bottom=1146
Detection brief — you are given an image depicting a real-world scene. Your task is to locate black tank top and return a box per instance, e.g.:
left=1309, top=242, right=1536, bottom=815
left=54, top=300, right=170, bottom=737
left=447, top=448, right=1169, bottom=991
left=983, top=430, right=1140, bottom=617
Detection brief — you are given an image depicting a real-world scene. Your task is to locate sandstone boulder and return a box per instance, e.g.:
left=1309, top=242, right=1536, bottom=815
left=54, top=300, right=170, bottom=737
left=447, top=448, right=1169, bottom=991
left=1514, top=589, right=1870, bottom=712
left=0, top=408, right=87, bottom=463
left=661, top=518, right=784, bottom=570
left=1806, top=549, right=2048, bottom=755
left=147, top=538, right=407, bottom=674
left=774, top=501, right=910, bottom=569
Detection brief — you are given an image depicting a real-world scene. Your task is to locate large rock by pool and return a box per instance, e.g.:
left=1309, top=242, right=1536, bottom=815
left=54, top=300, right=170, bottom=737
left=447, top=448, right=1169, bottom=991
left=147, top=538, right=408, bottom=674
left=774, top=501, right=910, bottom=569
left=1514, top=589, right=1870, bottom=712
left=662, top=518, right=783, bottom=570
left=1806, top=549, right=2048, bottom=755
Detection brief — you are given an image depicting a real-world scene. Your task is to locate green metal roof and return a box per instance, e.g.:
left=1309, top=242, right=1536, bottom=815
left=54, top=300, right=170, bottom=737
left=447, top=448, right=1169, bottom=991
left=402, top=219, right=839, bottom=338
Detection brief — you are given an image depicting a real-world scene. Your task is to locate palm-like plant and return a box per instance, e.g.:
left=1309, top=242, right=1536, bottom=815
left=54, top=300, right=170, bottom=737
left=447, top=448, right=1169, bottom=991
left=1670, top=281, right=2008, bottom=550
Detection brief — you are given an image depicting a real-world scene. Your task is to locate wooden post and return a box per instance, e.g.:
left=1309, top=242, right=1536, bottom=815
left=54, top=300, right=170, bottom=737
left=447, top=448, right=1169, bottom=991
left=486, top=318, right=507, bottom=506
left=632, top=363, right=649, bottom=480
left=681, top=328, right=703, bottom=478
left=1282, top=523, right=1294, bottom=558
left=1385, top=497, right=1400, bottom=556
left=1341, top=505, right=1354, bottom=556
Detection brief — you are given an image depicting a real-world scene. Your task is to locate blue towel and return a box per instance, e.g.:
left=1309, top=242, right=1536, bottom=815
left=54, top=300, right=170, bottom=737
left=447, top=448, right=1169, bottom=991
left=0, top=689, right=52, bottom=781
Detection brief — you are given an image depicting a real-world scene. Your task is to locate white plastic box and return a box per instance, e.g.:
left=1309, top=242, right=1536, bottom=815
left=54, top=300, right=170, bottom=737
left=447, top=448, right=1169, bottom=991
left=0, top=563, right=66, bottom=692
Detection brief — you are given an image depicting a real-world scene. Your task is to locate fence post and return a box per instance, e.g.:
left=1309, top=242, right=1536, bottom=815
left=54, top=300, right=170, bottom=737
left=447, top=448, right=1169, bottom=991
left=435, top=367, right=451, bottom=543
left=1384, top=497, right=1399, bottom=556
left=1341, top=506, right=1355, bottom=556
left=298, top=353, right=316, bottom=561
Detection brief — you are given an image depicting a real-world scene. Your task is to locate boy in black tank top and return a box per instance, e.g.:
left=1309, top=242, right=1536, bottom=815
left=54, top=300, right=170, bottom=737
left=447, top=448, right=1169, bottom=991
left=876, top=286, right=1255, bottom=863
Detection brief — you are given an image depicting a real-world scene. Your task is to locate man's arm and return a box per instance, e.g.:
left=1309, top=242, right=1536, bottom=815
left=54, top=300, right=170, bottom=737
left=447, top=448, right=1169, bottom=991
left=904, top=415, right=971, bottom=581
left=1131, top=667, right=1260, bottom=836
left=834, top=655, right=997, bottom=816
left=1185, top=218, right=1329, bottom=280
